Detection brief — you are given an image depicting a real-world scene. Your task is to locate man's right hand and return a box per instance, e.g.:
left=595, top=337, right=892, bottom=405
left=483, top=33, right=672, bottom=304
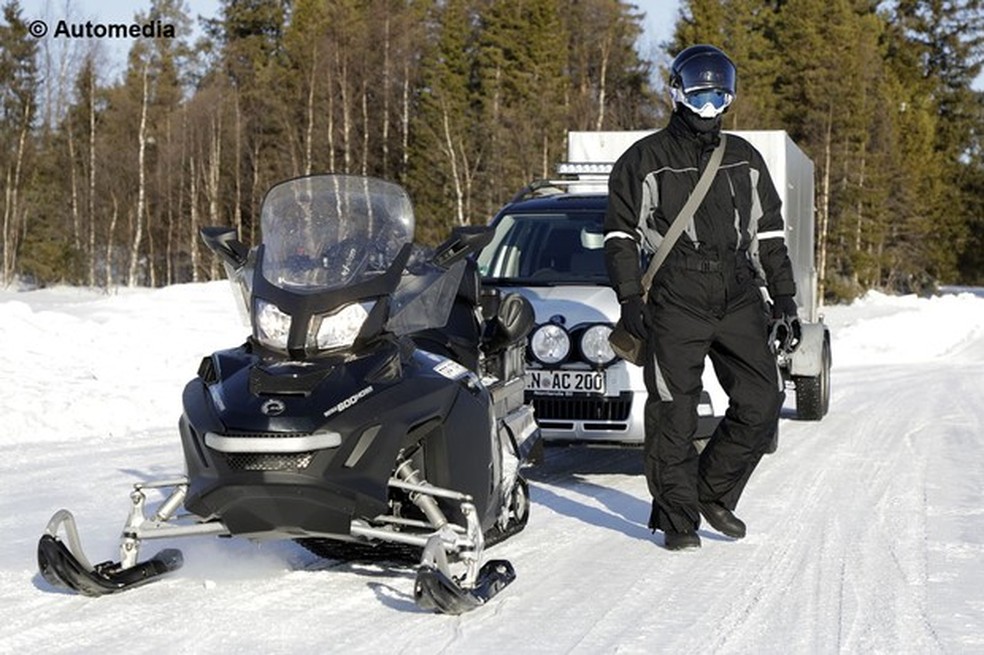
left=620, top=296, right=648, bottom=339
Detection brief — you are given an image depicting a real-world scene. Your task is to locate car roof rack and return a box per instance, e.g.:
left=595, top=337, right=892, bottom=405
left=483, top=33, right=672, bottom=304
left=509, top=162, right=614, bottom=202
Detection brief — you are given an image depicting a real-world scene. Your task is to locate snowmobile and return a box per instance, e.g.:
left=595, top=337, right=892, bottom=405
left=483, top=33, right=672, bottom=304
left=37, top=174, right=540, bottom=614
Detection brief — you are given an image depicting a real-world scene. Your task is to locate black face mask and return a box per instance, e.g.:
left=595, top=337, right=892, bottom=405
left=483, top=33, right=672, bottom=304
left=677, top=104, right=723, bottom=134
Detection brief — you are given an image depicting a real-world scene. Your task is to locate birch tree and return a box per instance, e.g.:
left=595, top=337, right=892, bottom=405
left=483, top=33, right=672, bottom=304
left=0, top=0, right=37, bottom=285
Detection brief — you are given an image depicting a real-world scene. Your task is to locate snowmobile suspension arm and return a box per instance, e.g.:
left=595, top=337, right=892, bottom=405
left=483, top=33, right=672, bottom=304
left=388, top=478, right=474, bottom=502
left=120, top=477, right=229, bottom=568
left=388, top=459, right=485, bottom=589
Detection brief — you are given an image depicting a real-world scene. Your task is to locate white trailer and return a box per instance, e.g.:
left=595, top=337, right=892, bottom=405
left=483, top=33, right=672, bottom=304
left=564, top=130, right=831, bottom=420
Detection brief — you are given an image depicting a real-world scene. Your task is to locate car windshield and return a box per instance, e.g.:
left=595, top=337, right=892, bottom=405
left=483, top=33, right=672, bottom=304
left=478, top=212, right=609, bottom=285
left=259, top=175, right=414, bottom=292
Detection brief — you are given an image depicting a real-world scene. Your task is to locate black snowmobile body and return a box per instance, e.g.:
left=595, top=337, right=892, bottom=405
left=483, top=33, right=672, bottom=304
left=181, top=340, right=503, bottom=538
left=38, top=174, right=540, bottom=614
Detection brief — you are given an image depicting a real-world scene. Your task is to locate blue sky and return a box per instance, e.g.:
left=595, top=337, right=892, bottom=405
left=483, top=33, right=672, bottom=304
left=641, top=0, right=681, bottom=52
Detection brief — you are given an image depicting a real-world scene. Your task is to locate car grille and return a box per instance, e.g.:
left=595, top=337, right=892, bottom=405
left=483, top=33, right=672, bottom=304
left=529, top=392, right=633, bottom=422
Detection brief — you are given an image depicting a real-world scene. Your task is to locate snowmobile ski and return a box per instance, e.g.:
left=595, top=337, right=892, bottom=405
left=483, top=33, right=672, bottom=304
left=38, top=533, right=182, bottom=596
left=37, top=508, right=185, bottom=596
left=414, top=559, right=517, bottom=615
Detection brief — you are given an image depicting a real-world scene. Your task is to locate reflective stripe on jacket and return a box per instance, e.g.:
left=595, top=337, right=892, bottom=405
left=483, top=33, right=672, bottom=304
left=603, top=113, right=797, bottom=306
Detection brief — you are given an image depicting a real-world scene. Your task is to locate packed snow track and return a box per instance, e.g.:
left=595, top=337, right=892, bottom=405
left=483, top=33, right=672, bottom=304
left=1, top=284, right=982, bottom=653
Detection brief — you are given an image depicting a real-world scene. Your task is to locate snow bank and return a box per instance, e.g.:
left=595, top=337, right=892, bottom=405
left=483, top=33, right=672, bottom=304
left=823, top=290, right=984, bottom=366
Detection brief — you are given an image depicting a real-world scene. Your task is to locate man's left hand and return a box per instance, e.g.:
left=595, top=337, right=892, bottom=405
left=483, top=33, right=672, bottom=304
left=769, top=295, right=801, bottom=354
left=771, top=295, right=798, bottom=320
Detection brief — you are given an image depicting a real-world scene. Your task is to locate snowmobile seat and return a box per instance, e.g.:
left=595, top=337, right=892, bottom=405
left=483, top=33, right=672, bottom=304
left=480, top=290, right=534, bottom=383
left=482, top=291, right=534, bottom=356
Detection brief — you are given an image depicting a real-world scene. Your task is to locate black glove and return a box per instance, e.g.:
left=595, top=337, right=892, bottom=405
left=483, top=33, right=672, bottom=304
left=771, top=295, right=798, bottom=320
left=620, top=296, right=648, bottom=340
left=769, top=295, right=801, bottom=354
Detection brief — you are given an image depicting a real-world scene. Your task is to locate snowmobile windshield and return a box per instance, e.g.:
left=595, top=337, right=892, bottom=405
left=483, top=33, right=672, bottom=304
left=259, top=175, right=414, bottom=292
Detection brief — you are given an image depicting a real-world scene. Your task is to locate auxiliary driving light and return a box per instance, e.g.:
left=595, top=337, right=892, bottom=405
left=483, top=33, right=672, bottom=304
left=580, top=324, right=616, bottom=365
left=530, top=324, right=570, bottom=364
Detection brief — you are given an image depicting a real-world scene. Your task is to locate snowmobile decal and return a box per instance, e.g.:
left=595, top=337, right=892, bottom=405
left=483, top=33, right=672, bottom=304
left=323, top=385, right=374, bottom=417
left=433, top=358, right=470, bottom=380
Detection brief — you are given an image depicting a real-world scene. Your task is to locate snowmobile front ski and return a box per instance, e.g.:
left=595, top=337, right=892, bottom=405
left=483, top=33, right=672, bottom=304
left=414, top=556, right=516, bottom=614
left=38, top=530, right=182, bottom=596
left=37, top=479, right=227, bottom=596
left=392, top=491, right=512, bottom=614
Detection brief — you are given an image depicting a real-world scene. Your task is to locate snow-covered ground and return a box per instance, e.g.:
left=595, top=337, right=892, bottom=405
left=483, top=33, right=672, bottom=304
left=1, top=282, right=982, bottom=654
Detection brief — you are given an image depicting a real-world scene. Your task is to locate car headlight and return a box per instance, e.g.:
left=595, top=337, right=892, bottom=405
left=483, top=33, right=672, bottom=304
left=530, top=324, right=570, bottom=364
left=312, top=302, right=373, bottom=351
left=580, top=324, right=616, bottom=365
left=254, top=298, right=292, bottom=350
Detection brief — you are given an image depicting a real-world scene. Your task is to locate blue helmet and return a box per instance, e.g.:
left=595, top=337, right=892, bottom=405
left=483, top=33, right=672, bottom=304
left=669, top=44, right=737, bottom=118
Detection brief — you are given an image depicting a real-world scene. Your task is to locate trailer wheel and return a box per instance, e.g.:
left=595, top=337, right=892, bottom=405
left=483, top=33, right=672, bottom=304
left=793, top=337, right=831, bottom=420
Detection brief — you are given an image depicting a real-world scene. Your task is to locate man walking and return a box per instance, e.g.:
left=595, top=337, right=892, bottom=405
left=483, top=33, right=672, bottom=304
left=604, top=44, right=799, bottom=550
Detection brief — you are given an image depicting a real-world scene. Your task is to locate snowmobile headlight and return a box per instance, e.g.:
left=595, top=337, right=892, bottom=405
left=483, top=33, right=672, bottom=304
left=312, top=302, right=373, bottom=351
left=580, top=324, right=616, bottom=365
left=254, top=299, right=292, bottom=350
left=530, top=324, right=570, bottom=364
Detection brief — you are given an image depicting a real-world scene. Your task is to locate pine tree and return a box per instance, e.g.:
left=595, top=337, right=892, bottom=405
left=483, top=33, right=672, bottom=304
left=407, top=0, right=477, bottom=242
left=772, top=0, right=872, bottom=299
left=283, top=0, right=332, bottom=177
left=475, top=0, right=569, bottom=215
left=205, top=0, right=288, bottom=244
left=671, top=0, right=781, bottom=129
left=890, top=0, right=983, bottom=285
left=562, top=0, right=654, bottom=130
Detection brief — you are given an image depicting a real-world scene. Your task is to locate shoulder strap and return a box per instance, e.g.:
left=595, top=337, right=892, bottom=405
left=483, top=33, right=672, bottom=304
left=640, top=134, right=727, bottom=293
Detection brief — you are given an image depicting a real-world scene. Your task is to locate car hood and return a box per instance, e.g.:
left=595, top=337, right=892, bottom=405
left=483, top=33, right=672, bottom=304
left=507, top=285, right=619, bottom=326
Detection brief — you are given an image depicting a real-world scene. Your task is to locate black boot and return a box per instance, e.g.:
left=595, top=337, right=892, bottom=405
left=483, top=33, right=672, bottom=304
left=699, top=501, right=746, bottom=539
left=663, top=530, right=701, bottom=551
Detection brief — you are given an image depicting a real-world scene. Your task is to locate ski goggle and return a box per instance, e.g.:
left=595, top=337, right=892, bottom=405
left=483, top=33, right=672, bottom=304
left=672, top=87, right=734, bottom=118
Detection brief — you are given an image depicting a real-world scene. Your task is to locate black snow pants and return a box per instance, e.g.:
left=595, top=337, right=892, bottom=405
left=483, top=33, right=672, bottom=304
left=643, top=264, right=784, bottom=534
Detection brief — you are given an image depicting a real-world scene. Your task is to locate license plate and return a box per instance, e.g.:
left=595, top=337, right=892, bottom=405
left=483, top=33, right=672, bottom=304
left=525, top=370, right=606, bottom=395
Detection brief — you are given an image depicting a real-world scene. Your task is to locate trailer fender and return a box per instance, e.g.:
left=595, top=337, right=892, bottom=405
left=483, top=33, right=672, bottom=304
left=787, top=322, right=829, bottom=377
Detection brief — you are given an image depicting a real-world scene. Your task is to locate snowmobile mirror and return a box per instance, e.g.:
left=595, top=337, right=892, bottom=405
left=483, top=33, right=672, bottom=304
left=200, top=226, right=249, bottom=269
left=432, top=226, right=495, bottom=269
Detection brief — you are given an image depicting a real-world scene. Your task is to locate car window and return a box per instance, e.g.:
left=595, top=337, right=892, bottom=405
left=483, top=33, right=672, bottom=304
left=479, top=212, right=608, bottom=284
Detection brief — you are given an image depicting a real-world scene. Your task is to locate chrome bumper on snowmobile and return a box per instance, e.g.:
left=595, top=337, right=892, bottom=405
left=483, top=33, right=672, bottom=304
left=36, top=461, right=517, bottom=613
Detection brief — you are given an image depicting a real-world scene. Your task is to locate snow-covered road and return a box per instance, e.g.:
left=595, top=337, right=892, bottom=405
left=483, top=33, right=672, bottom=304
left=1, top=284, right=982, bottom=654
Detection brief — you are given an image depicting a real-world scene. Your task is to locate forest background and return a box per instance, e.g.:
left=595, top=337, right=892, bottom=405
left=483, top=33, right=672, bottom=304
left=1, top=0, right=982, bottom=302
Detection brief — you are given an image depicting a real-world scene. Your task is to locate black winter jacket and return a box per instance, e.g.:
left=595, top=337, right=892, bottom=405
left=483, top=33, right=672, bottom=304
left=604, top=113, right=797, bottom=313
